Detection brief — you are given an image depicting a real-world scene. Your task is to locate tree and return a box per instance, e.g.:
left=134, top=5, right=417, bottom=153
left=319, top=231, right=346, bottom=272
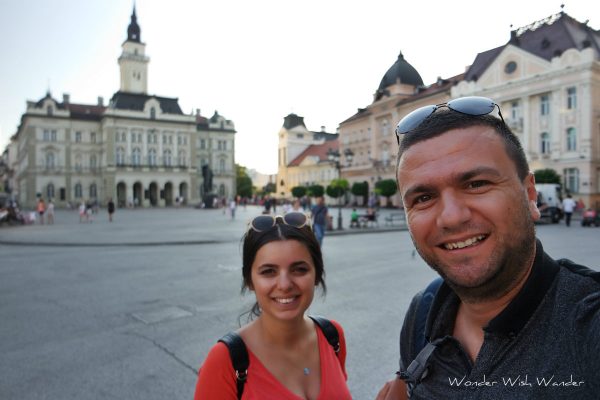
left=263, top=182, right=276, bottom=194
left=351, top=181, right=369, bottom=205
left=308, top=184, right=324, bottom=198
left=375, top=179, right=398, bottom=207
left=291, top=186, right=307, bottom=199
left=326, top=179, right=349, bottom=199
left=235, top=164, right=253, bottom=198
left=534, top=168, right=561, bottom=184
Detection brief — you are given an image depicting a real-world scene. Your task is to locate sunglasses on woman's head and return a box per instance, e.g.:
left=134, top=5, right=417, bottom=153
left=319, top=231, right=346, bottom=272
left=395, top=96, right=505, bottom=144
left=248, top=212, right=312, bottom=233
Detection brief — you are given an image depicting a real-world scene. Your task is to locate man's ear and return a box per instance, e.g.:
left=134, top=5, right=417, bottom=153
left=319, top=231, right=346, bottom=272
left=525, top=173, right=541, bottom=221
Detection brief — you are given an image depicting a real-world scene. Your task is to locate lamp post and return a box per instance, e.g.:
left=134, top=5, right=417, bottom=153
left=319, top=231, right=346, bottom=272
left=327, top=148, right=354, bottom=230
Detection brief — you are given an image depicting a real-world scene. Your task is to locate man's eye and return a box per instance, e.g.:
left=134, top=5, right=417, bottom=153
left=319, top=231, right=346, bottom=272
left=469, top=180, right=488, bottom=189
left=414, top=194, right=432, bottom=204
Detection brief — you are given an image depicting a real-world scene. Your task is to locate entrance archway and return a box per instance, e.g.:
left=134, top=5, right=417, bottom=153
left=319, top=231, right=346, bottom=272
left=149, top=182, right=159, bottom=206
left=133, top=182, right=143, bottom=207
left=164, top=182, right=174, bottom=206
left=179, top=182, right=188, bottom=205
left=116, top=182, right=127, bottom=208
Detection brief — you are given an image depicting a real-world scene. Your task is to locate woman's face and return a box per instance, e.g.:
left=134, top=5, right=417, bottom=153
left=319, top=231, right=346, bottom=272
left=249, top=239, right=317, bottom=322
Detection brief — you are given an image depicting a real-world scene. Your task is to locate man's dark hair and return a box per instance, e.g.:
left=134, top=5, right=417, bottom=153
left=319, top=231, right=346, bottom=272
left=397, top=110, right=530, bottom=180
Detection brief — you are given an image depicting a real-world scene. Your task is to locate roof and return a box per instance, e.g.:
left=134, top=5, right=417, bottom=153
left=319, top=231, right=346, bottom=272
left=465, top=11, right=600, bottom=81
left=288, top=140, right=339, bottom=167
left=66, top=103, right=106, bottom=121
left=396, top=73, right=465, bottom=107
left=283, top=113, right=306, bottom=129
left=109, top=91, right=183, bottom=114
left=375, top=52, right=424, bottom=101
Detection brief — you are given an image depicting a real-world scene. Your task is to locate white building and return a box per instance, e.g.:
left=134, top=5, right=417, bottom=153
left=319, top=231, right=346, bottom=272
left=9, top=7, right=236, bottom=209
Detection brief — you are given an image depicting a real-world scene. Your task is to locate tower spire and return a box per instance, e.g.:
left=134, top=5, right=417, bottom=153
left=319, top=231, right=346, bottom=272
left=127, top=4, right=141, bottom=42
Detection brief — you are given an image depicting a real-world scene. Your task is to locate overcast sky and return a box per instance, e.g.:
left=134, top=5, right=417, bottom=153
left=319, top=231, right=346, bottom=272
left=1, top=0, right=597, bottom=174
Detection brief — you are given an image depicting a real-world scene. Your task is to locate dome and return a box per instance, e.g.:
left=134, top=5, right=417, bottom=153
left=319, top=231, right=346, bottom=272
left=376, top=52, right=423, bottom=96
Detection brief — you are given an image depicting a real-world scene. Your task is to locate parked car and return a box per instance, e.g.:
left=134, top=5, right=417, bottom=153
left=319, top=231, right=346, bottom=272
left=581, top=209, right=600, bottom=227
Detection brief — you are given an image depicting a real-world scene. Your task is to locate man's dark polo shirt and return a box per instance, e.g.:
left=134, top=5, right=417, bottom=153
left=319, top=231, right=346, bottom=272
left=399, top=240, right=600, bottom=399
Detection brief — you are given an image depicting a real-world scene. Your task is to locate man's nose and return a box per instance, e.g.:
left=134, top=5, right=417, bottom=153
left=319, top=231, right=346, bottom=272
left=437, top=191, right=471, bottom=229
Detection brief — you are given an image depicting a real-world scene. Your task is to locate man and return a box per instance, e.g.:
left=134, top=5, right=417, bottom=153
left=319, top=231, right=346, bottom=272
left=562, top=193, right=576, bottom=227
left=311, top=196, right=328, bottom=247
left=377, top=97, right=599, bottom=399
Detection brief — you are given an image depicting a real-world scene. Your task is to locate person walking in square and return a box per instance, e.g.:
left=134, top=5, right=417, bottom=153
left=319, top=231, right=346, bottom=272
left=562, top=193, right=576, bottom=227
left=107, top=198, right=115, bottom=222
left=310, top=196, right=328, bottom=247
left=37, top=198, right=46, bottom=225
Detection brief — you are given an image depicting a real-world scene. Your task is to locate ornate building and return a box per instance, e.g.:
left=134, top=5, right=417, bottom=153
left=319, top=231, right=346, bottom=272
left=339, top=9, right=600, bottom=208
left=276, top=113, right=339, bottom=199
left=10, top=8, right=236, bottom=208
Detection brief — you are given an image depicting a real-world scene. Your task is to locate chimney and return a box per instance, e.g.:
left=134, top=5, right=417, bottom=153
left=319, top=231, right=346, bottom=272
left=63, top=93, right=70, bottom=104
left=320, top=126, right=326, bottom=132
left=97, top=96, right=104, bottom=106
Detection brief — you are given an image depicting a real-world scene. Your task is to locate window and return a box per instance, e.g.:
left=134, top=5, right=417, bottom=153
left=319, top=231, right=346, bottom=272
left=74, top=183, right=83, bottom=198
left=162, top=135, right=167, bottom=145
left=47, top=106, right=53, bottom=116
left=90, top=154, right=97, bottom=169
left=219, top=158, right=226, bottom=173
left=178, top=150, right=187, bottom=166
left=75, top=155, right=83, bottom=171
left=51, top=130, right=57, bottom=141
left=75, top=131, right=82, bottom=143
left=46, top=153, right=55, bottom=169
left=89, top=184, right=97, bottom=198
left=150, top=107, right=156, bottom=119
left=131, top=133, right=136, bottom=143
left=168, top=135, right=173, bottom=145
left=91, top=132, right=96, bottom=143
left=566, top=127, right=577, bottom=151
left=164, top=149, right=172, bottom=166
left=540, top=95, right=550, bottom=116
left=511, top=101, right=520, bottom=120
left=116, top=147, right=125, bottom=166
left=540, top=132, right=550, bottom=154
left=564, top=168, right=579, bottom=193
left=148, top=149, right=157, bottom=166
left=46, top=183, right=55, bottom=200
left=121, top=132, right=126, bottom=142
left=382, top=120, right=390, bottom=136
left=567, top=87, right=577, bottom=109
left=200, top=139, right=206, bottom=149
left=132, top=147, right=141, bottom=166
left=43, top=129, right=50, bottom=141
left=177, top=136, right=182, bottom=145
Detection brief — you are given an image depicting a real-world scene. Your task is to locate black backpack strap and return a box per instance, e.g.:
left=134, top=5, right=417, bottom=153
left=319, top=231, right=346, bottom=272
left=399, top=338, right=445, bottom=397
left=309, top=315, right=341, bottom=356
left=218, top=332, right=248, bottom=400
left=413, top=277, right=443, bottom=353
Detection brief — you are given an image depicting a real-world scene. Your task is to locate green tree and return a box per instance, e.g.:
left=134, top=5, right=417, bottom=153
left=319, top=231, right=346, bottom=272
left=351, top=181, right=369, bottom=205
left=291, top=186, right=307, bottom=199
left=375, top=179, right=398, bottom=207
left=326, top=179, right=349, bottom=199
left=308, top=184, right=324, bottom=198
left=235, top=164, right=253, bottom=198
left=534, top=168, right=561, bottom=184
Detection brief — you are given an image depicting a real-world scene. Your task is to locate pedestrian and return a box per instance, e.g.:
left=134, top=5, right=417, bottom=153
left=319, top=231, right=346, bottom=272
left=79, top=201, right=86, bottom=223
left=376, top=96, right=600, bottom=400
left=228, top=198, right=236, bottom=220
left=194, top=212, right=351, bottom=399
left=310, top=196, right=328, bottom=247
left=562, top=193, right=576, bottom=227
left=37, top=197, right=46, bottom=225
left=107, top=198, right=115, bottom=222
left=46, top=200, right=55, bottom=225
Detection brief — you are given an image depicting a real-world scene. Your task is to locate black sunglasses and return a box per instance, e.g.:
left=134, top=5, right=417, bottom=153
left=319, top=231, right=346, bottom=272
left=395, top=96, right=505, bottom=143
left=248, top=212, right=312, bottom=233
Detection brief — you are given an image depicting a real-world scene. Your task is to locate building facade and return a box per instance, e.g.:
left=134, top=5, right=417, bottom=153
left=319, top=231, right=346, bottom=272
left=339, top=10, right=600, bottom=208
left=276, top=113, right=339, bottom=199
left=9, top=8, right=236, bottom=209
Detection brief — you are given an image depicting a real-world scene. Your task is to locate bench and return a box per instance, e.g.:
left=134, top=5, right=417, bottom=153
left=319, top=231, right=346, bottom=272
left=384, top=212, right=406, bottom=226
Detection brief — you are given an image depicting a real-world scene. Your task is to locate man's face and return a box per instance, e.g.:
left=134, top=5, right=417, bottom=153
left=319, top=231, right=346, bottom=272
left=398, top=126, right=540, bottom=301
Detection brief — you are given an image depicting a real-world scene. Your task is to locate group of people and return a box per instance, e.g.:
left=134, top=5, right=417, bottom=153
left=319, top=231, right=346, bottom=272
left=193, top=97, right=599, bottom=399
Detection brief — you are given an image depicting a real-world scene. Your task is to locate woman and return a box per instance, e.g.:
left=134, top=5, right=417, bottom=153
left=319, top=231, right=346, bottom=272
left=194, top=212, right=351, bottom=399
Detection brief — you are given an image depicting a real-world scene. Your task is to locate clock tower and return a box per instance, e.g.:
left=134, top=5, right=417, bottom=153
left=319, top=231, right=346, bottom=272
left=118, top=6, right=149, bottom=94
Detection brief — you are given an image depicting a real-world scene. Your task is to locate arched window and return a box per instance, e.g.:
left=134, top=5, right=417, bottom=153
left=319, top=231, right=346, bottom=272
left=566, top=128, right=577, bottom=151
left=89, top=183, right=97, bottom=198
left=164, top=149, right=172, bottom=166
left=178, top=150, right=187, bottom=167
left=148, top=149, right=157, bottom=166
left=132, top=147, right=141, bottom=166
left=116, top=147, right=125, bottom=166
left=74, top=183, right=83, bottom=198
left=150, top=107, right=156, bottom=119
left=45, top=152, right=55, bottom=169
left=219, top=158, right=226, bottom=173
left=540, top=132, right=550, bottom=154
left=47, top=183, right=55, bottom=200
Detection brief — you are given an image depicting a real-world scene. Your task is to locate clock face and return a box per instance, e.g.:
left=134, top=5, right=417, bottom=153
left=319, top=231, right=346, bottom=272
left=505, top=61, right=517, bottom=74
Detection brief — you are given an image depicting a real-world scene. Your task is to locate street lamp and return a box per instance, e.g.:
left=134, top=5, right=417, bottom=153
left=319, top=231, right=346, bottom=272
left=327, top=148, right=354, bottom=230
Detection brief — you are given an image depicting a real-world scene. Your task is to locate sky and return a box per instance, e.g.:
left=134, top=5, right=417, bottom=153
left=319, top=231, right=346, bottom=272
left=0, top=0, right=598, bottom=175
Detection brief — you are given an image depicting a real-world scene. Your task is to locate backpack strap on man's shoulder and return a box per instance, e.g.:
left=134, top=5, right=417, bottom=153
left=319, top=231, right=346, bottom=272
left=413, top=277, right=443, bottom=354
left=309, top=315, right=341, bottom=355
left=218, top=332, right=248, bottom=400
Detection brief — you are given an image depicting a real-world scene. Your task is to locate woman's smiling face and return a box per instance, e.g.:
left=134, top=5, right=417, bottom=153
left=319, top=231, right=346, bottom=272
left=249, top=239, right=317, bottom=322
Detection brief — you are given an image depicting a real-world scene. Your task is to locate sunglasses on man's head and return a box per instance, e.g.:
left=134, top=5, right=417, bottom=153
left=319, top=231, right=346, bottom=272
left=248, top=212, right=312, bottom=233
left=395, top=96, right=505, bottom=143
